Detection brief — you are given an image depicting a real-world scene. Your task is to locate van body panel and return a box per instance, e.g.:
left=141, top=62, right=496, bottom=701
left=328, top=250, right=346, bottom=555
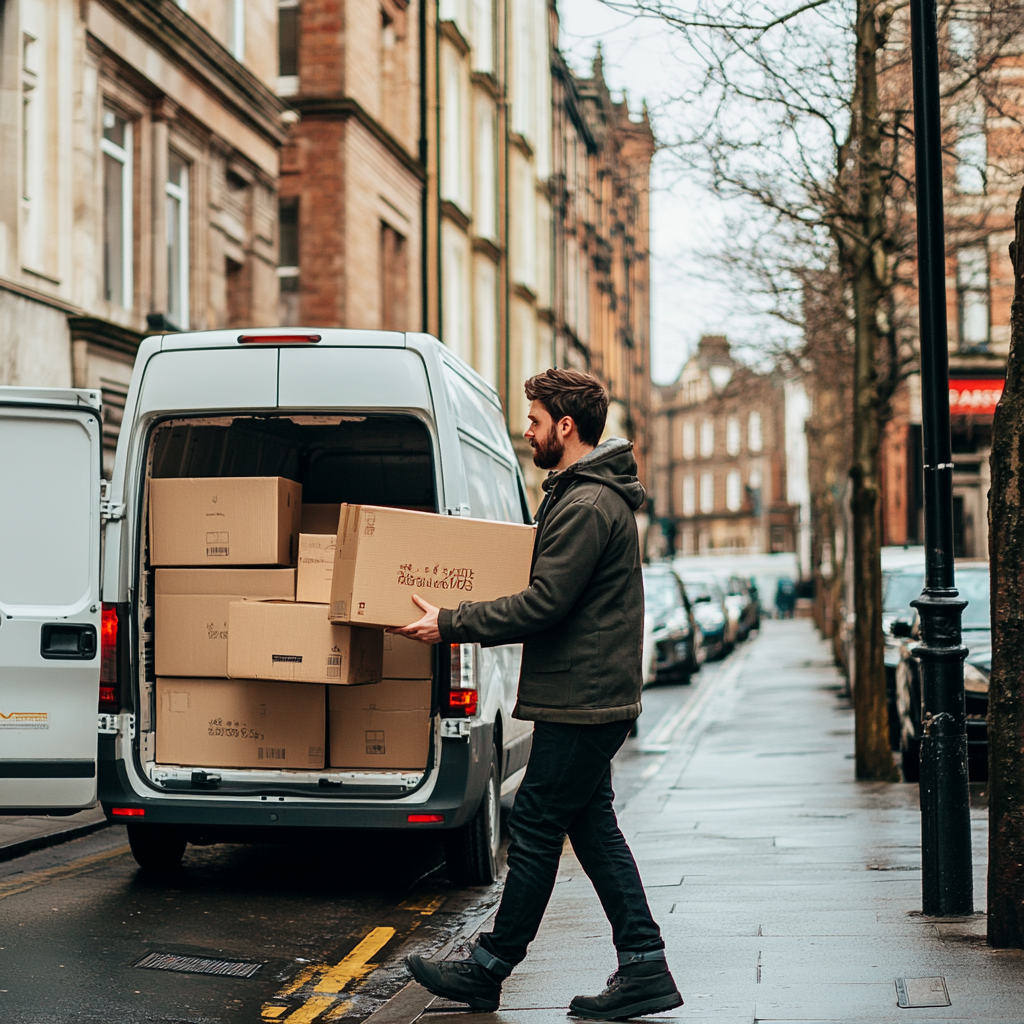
left=277, top=347, right=432, bottom=411
left=159, top=328, right=406, bottom=350
left=137, top=348, right=279, bottom=416
left=0, top=388, right=102, bottom=811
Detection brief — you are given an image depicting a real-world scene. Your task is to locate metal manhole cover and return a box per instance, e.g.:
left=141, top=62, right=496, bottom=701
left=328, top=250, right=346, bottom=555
left=895, top=976, right=950, bottom=1008
left=133, top=952, right=264, bottom=978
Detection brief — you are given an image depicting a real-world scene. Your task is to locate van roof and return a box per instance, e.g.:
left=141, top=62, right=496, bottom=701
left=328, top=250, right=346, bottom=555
left=157, top=327, right=406, bottom=350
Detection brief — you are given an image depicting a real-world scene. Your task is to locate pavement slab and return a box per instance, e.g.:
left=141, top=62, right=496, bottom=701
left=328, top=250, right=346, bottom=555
left=442, top=621, right=1023, bottom=1024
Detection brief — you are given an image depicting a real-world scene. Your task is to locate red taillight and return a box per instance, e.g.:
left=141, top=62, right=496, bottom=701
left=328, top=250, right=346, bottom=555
left=407, top=814, right=444, bottom=823
left=237, top=333, right=321, bottom=344
left=448, top=689, right=479, bottom=716
left=99, top=604, right=118, bottom=712
left=448, top=643, right=479, bottom=717
left=111, top=807, right=145, bottom=817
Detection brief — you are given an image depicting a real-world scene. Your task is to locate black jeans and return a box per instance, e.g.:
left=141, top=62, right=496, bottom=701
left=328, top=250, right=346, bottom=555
left=478, top=719, right=664, bottom=967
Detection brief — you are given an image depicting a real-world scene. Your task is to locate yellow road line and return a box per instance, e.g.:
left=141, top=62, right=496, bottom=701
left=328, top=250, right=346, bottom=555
left=281, top=995, right=336, bottom=1024
left=314, top=926, right=395, bottom=993
left=398, top=892, right=446, bottom=915
left=0, top=845, right=130, bottom=901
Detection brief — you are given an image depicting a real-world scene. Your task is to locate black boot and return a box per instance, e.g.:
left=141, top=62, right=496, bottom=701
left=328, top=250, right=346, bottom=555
left=405, top=942, right=512, bottom=1012
left=569, top=950, right=683, bottom=1021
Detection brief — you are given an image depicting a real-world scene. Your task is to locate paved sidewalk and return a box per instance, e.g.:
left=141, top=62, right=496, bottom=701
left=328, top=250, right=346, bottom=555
left=0, top=806, right=107, bottom=862
left=417, top=620, right=1023, bottom=1023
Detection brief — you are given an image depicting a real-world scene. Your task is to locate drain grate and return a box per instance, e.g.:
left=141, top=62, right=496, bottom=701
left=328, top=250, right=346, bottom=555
left=134, top=952, right=264, bottom=978
left=895, top=976, right=950, bottom=1008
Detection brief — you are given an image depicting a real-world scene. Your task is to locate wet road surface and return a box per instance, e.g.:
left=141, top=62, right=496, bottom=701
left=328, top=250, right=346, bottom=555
left=0, top=651, right=728, bottom=1023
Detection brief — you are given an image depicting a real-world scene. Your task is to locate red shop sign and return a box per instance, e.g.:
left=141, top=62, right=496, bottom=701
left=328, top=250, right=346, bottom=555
left=949, top=378, right=1004, bottom=416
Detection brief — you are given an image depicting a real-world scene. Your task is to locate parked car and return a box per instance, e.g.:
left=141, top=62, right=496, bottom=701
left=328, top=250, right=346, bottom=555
left=679, top=575, right=733, bottom=659
left=0, top=329, right=537, bottom=884
left=882, top=565, right=924, bottom=748
left=722, top=575, right=760, bottom=641
left=642, top=564, right=704, bottom=684
left=893, top=562, right=990, bottom=782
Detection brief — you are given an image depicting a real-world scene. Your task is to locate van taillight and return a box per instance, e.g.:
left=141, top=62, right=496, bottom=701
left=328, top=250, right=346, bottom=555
left=448, top=643, right=479, bottom=717
left=99, top=604, right=118, bottom=712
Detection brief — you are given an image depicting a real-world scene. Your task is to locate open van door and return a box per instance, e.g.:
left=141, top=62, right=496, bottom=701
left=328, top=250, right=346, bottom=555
left=0, top=387, right=103, bottom=812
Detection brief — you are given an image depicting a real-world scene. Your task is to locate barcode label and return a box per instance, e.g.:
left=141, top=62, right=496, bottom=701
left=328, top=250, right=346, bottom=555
left=272, top=654, right=302, bottom=663
left=326, top=655, right=342, bottom=679
left=332, top=601, right=348, bottom=617
left=206, top=531, right=229, bottom=557
left=259, top=747, right=286, bottom=760
left=207, top=546, right=229, bottom=557
left=365, top=730, right=385, bottom=755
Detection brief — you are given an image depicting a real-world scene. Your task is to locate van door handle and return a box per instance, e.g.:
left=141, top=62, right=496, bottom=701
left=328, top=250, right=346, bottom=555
left=40, top=623, right=98, bottom=660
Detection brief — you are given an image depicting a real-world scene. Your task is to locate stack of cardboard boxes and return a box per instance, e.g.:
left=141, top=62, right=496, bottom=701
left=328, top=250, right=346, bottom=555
left=150, top=477, right=535, bottom=775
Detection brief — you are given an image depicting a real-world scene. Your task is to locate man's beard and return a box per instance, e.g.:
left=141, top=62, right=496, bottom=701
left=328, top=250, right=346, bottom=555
left=531, top=425, right=565, bottom=469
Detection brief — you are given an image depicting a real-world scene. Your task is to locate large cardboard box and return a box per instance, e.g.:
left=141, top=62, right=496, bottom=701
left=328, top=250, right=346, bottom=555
left=383, top=632, right=434, bottom=679
left=329, top=678, right=432, bottom=770
left=328, top=505, right=535, bottom=628
left=154, top=568, right=296, bottom=678
left=227, top=600, right=383, bottom=686
left=156, top=677, right=325, bottom=770
left=296, top=534, right=336, bottom=604
left=149, top=476, right=302, bottom=567
left=300, top=504, right=341, bottom=534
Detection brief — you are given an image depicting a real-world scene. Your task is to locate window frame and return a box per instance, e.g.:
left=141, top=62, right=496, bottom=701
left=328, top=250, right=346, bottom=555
left=100, top=106, right=133, bottom=310
left=166, top=152, right=190, bottom=330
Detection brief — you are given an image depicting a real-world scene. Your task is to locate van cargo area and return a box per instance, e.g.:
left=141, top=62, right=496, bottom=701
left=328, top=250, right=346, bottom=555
left=137, top=413, right=439, bottom=797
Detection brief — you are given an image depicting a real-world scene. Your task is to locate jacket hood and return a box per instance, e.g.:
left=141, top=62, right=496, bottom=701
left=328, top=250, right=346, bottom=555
left=542, top=436, right=646, bottom=512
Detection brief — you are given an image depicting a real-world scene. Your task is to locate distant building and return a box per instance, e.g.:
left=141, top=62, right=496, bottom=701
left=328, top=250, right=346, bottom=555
left=0, top=0, right=288, bottom=473
left=651, top=335, right=800, bottom=557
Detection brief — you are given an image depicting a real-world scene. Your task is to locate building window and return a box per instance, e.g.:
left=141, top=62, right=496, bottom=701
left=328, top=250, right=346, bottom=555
left=682, top=421, right=695, bottom=460
left=101, top=107, right=132, bottom=308
left=471, top=0, right=494, bottom=73
left=726, top=470, right=742, bottom=512
left=955, top=99, right=986, bottom=195
left=278, top=196, right=299, bottom=325
left=442, top=233, right=468, bottom=359
left=278, top=0, right=299, bottom=95
left=957, top=245, right=989, bottom=351
left=442, top=49, right=466, bottom=208
left=682, top=475, right=696, bottom=516
left=226, top=0, right=245, bottom=61
left=474, top=256, right=498, bottom=386
left=700, top=418, right=714, bottom=458
left=166, top=153, right=189, bottom=330
left=21, top=33, right=41, bottom=268
left=225, top=256, right=249, bottom=327
left=700, top=473, right=714, bottom=513
left=475, top=99, right=497, bottom=240
left=726, top=414, right=741, bottom=456
left=748, top=411, right=763, bottom=453
left=381, top=221, right=409, bottom=332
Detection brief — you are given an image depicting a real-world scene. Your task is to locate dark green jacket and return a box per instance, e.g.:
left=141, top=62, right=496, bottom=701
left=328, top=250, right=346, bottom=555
left=438, top=437, right=645, bottom=724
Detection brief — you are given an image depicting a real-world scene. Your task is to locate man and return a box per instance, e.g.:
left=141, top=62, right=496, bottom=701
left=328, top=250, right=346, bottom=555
left=393, top=369, right=681, bottom=1020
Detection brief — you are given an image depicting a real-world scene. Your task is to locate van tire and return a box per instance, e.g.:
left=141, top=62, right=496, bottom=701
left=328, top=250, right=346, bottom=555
left=445, top=745, right=500, bottom=886
left=127, top=824, right=187, bottom=875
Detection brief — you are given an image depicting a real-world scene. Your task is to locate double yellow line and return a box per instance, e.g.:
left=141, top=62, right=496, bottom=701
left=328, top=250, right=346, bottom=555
left=0, top=845, right=130, bottom=901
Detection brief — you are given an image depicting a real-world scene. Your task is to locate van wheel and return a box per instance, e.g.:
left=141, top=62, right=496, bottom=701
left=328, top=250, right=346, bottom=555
left=127, top=824, right=187, bottom=875
left=445, top=745, right=500, bottom=886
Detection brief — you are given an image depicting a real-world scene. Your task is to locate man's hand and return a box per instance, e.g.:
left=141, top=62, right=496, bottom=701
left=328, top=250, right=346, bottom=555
left=389, top=593, right=442, bottom=644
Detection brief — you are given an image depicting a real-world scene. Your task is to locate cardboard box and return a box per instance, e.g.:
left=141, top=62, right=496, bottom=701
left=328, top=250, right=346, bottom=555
left=328, top=505, right=535, bottom=628
left=300, top=504, right=341, bottom=534
left=383, top=632, right=434, bottom=679
left=329, top=678, right=432, bottom=769
left=156, top=677, right=325, bottom=770
left=149, top=476, right=302, bottom=567
left=154, top=568, right=296, bottom=678
left=227, top=600, right=383, bottom=686
left=296, top=534, right=336, bottom=604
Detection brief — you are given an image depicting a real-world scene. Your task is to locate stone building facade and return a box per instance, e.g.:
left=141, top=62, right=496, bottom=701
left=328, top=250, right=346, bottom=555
left=0, top=0, right=288, bottom=472
left=651, top=335, right=798, bottom=556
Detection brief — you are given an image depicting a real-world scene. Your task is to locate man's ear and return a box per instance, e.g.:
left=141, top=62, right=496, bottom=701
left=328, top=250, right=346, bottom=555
left=558, top=415, right=576, bottom=440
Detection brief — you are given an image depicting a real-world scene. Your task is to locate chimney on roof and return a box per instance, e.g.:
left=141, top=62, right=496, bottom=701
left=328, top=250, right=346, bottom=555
left=697, top=334, right=732, bottom=369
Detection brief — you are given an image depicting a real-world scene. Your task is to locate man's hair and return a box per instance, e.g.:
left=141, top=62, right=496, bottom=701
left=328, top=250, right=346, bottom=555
left=525, top=368, right=609, bottom=447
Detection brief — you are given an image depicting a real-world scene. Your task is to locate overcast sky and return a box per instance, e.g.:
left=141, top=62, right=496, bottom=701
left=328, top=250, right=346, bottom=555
left=556, top=0, right=770, bottom=384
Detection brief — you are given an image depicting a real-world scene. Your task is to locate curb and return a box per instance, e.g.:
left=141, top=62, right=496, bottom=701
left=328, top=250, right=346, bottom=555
left=0, top=816, right=112, bottom=865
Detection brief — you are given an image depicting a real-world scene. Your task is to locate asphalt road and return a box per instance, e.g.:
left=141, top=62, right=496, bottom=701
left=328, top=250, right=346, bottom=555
left=0, top=649, right=730, bottom=1024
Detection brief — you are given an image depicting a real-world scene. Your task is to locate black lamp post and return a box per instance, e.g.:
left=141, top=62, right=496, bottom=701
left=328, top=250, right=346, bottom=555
left=908, top=0, right=973, bottom=915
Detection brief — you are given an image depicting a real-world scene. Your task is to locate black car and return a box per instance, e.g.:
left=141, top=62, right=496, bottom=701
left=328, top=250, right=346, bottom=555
left=642, top=564, right=705, bottom=684
left=893, top=563, right=990, bottom=782
left=882, top=566, right=924, bottom=748
left=680, top=576, right=732, bottom=660
left=722, top=574, right=761, bottom=641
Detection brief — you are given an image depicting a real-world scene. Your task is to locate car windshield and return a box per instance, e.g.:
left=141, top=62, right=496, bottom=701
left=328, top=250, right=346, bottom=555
left=883, top=571, right=924, bottom=615
left=683, top=579, right=720, bottom=603
left=958, top=569, right=990, bottom=628
left=644, top=572, right=681, bottom=618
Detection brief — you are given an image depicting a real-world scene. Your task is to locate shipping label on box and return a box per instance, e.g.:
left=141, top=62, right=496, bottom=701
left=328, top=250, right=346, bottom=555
left=296, top=534, right=336, bottom=604
left=382, top=632, right=434, bottom=679
left=149, top=477, right=302, bottom=567
left=227, top=600, right=383, bottom=685
left=155, top=677, right=325, bottom=769
left=154, top=569, right=296, bottom=678
left=329, top=505, right=535, bottom=628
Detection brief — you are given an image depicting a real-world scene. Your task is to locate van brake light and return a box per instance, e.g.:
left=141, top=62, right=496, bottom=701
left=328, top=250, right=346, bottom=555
left=448, top=644, right=479, bottom=717
left=99, top=604, right=118, bottom=712
left=237, top=333, right=321, bottom=344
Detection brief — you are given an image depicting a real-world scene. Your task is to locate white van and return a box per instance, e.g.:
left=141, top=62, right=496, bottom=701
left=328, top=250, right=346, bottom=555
left=0, top=329, right=534, bottom=883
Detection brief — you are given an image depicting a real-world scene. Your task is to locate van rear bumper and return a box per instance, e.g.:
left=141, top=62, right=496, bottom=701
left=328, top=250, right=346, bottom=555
left=98, top=726, right=491, bottom=834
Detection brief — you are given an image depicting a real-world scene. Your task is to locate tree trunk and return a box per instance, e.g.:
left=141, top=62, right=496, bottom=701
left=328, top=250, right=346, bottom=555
left=987, top=186, right=1024, bottom=947
left=847, top=0, right=898, bottom=781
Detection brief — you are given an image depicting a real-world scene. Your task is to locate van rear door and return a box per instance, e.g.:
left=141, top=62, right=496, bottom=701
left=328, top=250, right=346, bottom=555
left=0, top=387, right=103, bottom=812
